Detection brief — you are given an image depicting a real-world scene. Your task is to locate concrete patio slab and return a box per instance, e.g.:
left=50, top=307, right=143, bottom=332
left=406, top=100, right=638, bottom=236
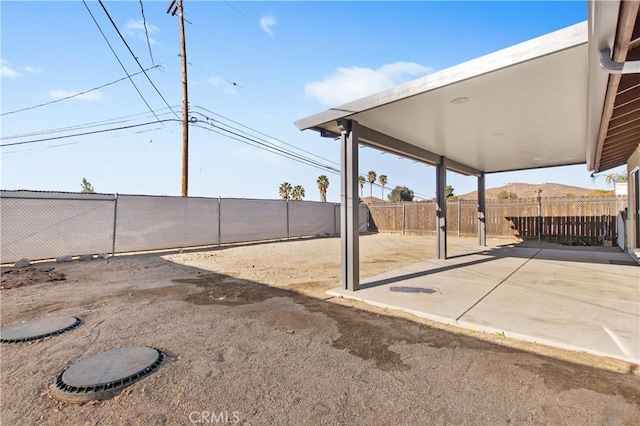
left=327, top=246, right=640, bottom=364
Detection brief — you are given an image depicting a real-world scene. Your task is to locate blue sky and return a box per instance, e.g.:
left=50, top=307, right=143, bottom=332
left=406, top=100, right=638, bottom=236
left=1, top=1, right=624, bottom=202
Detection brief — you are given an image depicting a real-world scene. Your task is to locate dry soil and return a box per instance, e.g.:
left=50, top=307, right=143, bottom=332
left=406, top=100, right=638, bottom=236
left=1, top=234, right=639, bottom=425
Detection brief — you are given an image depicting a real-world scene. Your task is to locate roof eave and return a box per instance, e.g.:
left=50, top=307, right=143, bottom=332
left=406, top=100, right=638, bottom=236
left=586, top=0, right=621, bottom=172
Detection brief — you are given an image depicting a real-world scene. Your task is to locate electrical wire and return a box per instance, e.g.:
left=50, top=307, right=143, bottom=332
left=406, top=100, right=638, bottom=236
left=98, top=0, right=180, bottom=119
left=192, top=105, right=340, bottom=167
left=1, top=65, right=161, bottom=117
left=83, top=0, right=164, bottom=124
left=191, top=117, right=340, bottom=173
left=190, top=123, right=339, bottom=176
left=222, top=1, right=259, bottom=27
left=139, top=0, right=155, bottom=66
left=1, top=107, right=179, bottom=141
left=0, top=120, right=178, bottom=147
left=190, top=105, right=430, bottom=198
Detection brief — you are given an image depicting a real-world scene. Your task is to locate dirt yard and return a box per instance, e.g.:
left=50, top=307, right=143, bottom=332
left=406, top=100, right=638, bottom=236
left=1, top=234, right=639, bottom=425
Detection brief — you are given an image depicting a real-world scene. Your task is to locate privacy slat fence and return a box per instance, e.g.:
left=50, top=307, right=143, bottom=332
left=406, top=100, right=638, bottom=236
left=368, top=197, right=625, bottom=245
left=0, top=191, right=368, bottom=263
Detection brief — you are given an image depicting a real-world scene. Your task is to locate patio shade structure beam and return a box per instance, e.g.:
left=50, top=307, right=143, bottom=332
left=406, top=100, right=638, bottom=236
left=338, top=119, right=360, bottom=291
left=357, top=125, right=482, bottom=176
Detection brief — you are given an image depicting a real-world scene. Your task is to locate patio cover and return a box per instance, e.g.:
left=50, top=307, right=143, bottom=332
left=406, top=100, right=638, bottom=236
left=293, top=14, right=634, bottom=291
left=295, top=22, right=589, bottom=174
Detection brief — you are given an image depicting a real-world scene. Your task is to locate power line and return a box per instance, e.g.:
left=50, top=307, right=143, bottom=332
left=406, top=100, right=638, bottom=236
left=189, top=105, right=430, bottom=197
left=139, top=0, right=155, bottom=66
left=192, top=105, right=340, bottom=167
left=0, top=120, right=178, bottom=148
left=191, top=123, right=339, bottom=176
left=83, top=0, right=164, bottom=124
left=222, top=1, right=259, bottom=26
left=192, top=117, right=340, bottom=173
left=98, top=0, right=180, bottom=120
left=1, top=107, right=179, bottom=141
left=1, top=65, right=161, bottom=117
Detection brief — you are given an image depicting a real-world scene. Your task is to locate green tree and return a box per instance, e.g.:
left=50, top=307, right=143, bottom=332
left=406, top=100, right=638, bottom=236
left=279, top=182, right=292, bottom=200
left=358, top=175, right=365, bottom=198
left=316, top=175, right=329, bottom=202
left=292, top=185, right=305, bottom=201
left=367, top=171, right=377, bottom=198
left=379, top=174, right=388, bottom=199
left=497, top=190, right=518, bottom=199
left=387, top=185, right=414, bottom=202
left=80, top=178, right=95, bottom=194
left=446, top=185, right=455, bottom=199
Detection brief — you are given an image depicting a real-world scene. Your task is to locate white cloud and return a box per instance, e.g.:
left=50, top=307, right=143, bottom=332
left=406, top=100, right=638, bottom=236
left=24, top=66, right=43, bottom=74
left=305, top=61, right=432, bottom=107
left=48, top=90, right=103, bottom=101
left=1, top=65, right=20, bottom=78
left=206, top=76, right=237, bottom=95
left=126, top=19, right=159, bottom=44
left=1, top=59, right=20, bottom=78
left=260, top=15, right=276, bottom=38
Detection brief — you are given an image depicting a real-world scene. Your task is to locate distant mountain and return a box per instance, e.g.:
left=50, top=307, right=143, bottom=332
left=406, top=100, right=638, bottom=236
left=458, top=182, right=613, bottom=200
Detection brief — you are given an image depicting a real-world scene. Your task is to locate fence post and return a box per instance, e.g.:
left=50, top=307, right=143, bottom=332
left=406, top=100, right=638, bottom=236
left=536, top=193, right=542, bottom=242
left=286, top=199, right=290, bottom=239
left=111, top=193, right=118, bottom=257
left=218, top=196, right=221, bottom=246
left=334, top=203, right=337, bottom=235
left=457, top=199, right=461, bottom=237
left=402, top=202, right=406, bottom=235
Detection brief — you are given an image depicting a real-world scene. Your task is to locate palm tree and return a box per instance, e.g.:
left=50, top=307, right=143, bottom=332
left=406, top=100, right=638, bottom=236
left=292, top=185, right=305, bottom=200
left=591, top=171, right=627, bottom=185
left=80, top=177, right=95, bottom=194
left=316, top=175, right=329, bottom=202
left=358, top=175, right=365, bottom=198
left=605, top=172, right=627, bottom=185
left=379, top=174, right=387, bottom=199
left=367, top=171, right=377, bottom=198
left=279, top=182, right=292, bottom=200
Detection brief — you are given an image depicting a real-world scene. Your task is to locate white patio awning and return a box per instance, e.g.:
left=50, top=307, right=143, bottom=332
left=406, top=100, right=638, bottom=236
left=295, top=22, right=589, bottom=175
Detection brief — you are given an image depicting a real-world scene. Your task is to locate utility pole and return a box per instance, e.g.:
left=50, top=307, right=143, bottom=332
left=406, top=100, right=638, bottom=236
left=167, top=0, right=189, bottom=196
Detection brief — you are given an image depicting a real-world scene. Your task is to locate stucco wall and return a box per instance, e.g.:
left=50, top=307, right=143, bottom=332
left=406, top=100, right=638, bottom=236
left=627, top=144, right=640, bottom=254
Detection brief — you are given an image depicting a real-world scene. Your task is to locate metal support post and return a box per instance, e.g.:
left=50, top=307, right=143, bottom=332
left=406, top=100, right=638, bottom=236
left=478, top=173, right=486, bottom=246
left=535, top=190, right=542, bottom=242
left=339, top=119, right=360, bottom=291
left=286, top=199, right=290, bottom=239
left=218, top=196, right=222, bottom=246
left=111, top=193, right=119, bottom=257
left=436, top=157, right=447, bottom=259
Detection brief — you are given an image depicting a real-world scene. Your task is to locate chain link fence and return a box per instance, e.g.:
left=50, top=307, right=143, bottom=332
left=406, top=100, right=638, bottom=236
left=1, top=191, right=368, bottom=263
left=1, top=191, right=116, bottom=262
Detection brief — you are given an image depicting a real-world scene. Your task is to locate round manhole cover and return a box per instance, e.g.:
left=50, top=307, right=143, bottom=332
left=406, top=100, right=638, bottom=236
left=0, top=316, right=81, bottom=343
left=52, top=346, right=164, bottom=403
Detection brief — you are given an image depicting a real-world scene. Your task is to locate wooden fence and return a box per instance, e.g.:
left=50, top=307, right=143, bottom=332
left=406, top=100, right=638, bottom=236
left=367, top=196, right=626, bottom=245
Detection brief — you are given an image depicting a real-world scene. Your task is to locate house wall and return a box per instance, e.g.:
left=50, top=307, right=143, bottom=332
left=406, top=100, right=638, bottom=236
left=626, top=144, right=640, bottom=256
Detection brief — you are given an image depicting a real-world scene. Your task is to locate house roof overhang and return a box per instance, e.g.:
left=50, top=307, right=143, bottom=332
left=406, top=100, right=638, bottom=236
left=588, top=0, right=640, bottom=173
left=295, top=22, right=590, bottom=175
